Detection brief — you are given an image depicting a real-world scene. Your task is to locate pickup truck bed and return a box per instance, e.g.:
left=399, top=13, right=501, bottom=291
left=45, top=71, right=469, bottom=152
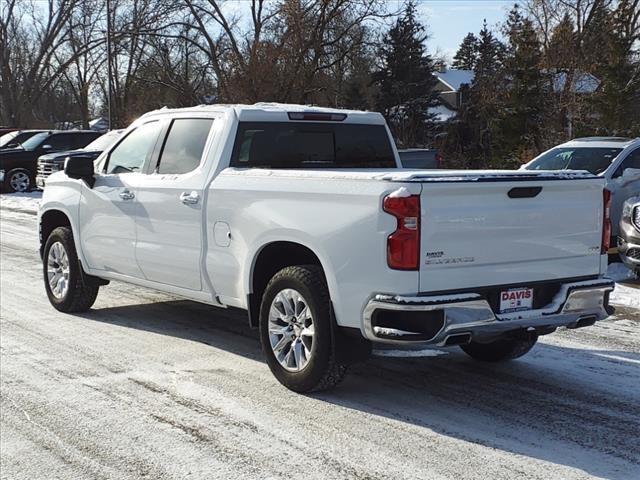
left=38, top=103, right=614, bottom=392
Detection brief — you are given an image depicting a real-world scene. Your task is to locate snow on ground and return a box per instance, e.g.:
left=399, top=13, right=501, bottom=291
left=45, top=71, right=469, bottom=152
left=607, top=262, right=639, bottom=309
left=1, top=199, right=639, bottom=479
left=0, top=191, right=41, bottom=214
left=608, top=261, right=638, bottom=282
left=610, top=283, right=640, bottom=308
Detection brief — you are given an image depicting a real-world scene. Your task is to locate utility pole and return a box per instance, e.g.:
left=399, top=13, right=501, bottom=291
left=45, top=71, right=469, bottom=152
left=106, top=0, right=113, bottom=129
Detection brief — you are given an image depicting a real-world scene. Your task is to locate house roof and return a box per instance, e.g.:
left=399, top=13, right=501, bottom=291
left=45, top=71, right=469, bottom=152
left=436, top=69, right=600, bottom=94
left=436, top=69, right=474, bottom=92
left=551, top=71, right=600, bottom=93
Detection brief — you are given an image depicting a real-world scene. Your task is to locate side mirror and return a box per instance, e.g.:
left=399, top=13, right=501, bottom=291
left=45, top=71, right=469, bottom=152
left=622, top=168, right=640, bottom=179
left=6, top=142, right=19, bottom=148
left=41, top=144, right=53, bottom=150
left=64, top=155, right=95, bottom=187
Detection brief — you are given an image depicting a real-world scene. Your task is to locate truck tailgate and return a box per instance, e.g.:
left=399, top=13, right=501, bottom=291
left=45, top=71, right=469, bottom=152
left=417, top=177, right=604, bottom=292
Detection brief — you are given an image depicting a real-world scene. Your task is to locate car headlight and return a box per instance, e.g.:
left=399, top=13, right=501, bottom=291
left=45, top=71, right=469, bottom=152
left=633, top=206, right=640, bottom=230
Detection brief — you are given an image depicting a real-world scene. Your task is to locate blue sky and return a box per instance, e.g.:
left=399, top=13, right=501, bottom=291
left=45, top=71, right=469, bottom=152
left=220, top=0, right=516, bottom=64
left=412, top=0, right=515, bottom=61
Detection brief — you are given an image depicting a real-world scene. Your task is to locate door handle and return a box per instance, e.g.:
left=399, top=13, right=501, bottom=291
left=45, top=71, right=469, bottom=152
left=119, top=189, right=135, bottom=200
left=180, top=191, right=200, bottom=205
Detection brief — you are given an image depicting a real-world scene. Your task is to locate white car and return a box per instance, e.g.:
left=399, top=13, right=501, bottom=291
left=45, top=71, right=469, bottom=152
left=522, top=137, right=640, bottom=245
left=39, top=103, right=614, bottom=392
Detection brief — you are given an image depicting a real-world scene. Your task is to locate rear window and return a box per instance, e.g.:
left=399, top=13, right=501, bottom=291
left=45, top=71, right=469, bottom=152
left=230, top=122, right=396, bottom=169
left=525, top=147, right=622, bottom=175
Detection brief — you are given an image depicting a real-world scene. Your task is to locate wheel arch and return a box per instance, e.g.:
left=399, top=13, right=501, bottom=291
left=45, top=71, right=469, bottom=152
left=246, top=240, right=334, bottom=328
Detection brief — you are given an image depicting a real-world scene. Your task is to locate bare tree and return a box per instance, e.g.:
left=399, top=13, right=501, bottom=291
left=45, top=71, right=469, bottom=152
left=178, top=0, right=387, bottom=104
left=0, top=0, right=105, bottom=126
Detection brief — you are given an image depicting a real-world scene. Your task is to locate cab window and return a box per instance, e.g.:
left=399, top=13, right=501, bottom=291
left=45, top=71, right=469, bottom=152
left=613, top=149, right=640, bottom=177
left=155, top=118, right=213, bottom=174
left=105, top=122, right=161, bottom=174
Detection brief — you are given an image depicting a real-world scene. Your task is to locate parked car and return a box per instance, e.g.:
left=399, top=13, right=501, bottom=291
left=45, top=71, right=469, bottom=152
left=618, top=196, right=640, bottom=275
left=0, top=130, right=102, bottom=192
left=522, top=137, right=640, bottom=247
left=36, top=129, right=123, bottom=188
left=0, top=127, right=19, bottom=137
left=398, top=148, right=442, bottom=169
left=0, top=129, right=47, bottom=150
left=39, top=104, right=614, bottom=392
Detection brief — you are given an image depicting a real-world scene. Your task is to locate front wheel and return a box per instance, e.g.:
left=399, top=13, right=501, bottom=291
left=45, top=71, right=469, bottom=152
left=259, top=265, right=347, bottom=392
left=460, top=335, right=538, bottom=362
left=43, top=227, right=99, bottom=312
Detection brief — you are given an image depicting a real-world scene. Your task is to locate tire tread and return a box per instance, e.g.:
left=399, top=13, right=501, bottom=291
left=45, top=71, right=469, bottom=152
left=261, top=265, right=347, bottom=392
left=44, top=227, right=98, bottom=312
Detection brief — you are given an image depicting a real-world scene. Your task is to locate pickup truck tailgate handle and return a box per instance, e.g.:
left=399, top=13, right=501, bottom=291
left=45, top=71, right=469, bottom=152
left=508, top=186, right=542, bottom=198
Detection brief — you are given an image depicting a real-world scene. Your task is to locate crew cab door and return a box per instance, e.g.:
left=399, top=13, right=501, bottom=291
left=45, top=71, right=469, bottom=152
left=133, top=117, right=216, bottom=291
left=79, top=120, right=163, bottom=277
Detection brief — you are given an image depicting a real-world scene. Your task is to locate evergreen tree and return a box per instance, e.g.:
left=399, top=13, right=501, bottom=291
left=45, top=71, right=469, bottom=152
left=452, top=33, right=479, bottom=70
left=501, top=4, right=548, bottom=160
left=373, top=1, right=440, bottom=147
left=546, top=13, right=576, bottom=71
left=443, top=20, right=508, bottom=168
left=467, top=19, right=507, bottom=167
left=589, top=0, right=640, bottom=135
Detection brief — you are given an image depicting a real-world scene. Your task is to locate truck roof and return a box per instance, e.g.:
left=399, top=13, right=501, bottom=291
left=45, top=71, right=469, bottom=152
left=139, top=103, right=386, bottom=125
left=561, top=137, right=640, bottom=149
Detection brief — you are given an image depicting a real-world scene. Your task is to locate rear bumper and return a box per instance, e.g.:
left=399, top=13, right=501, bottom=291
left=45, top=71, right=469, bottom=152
left=363, top=278, right=614, bottom=345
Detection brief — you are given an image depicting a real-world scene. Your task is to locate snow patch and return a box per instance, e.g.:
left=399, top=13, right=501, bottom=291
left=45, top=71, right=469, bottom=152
left=0, top=191, right=42, bottom=214
left=386, top=186, right=412, bottom=198
left=607, top=262, right=638, bottom=282
left=379, top=170, right=595, bottom=183
left=610, top=283, right=640, bottom=309
left=374, top=292, right=481, bottom=304
left=373, top=348, right=449, bottom=358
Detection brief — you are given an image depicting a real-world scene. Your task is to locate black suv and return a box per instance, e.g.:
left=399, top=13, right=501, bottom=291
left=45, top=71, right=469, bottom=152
left=0, top=130, right=102, bottom=192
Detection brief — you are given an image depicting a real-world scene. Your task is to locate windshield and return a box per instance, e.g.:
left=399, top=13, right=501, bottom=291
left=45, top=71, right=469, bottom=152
left=525, top=147, right=623, bottom=175
left=0, top=131, right=19, bottom=147
left=20, top=132, right=50, bottom=151
left=82, top=130, right=121, bottom=151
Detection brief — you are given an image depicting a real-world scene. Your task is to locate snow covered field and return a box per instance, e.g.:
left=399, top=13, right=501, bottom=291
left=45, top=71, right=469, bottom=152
left=1, top=195, right=639, bottom=479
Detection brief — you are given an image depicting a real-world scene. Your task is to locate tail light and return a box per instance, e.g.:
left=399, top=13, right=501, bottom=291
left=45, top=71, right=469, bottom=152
left=435, top=152, right=443, bottom=169
left=383, top=194, right=420, bottom=270
left=601, top=188, right=611, bottom=254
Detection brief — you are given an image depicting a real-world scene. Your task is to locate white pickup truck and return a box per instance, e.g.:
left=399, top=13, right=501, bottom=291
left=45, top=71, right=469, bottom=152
left=39, top=103, right=615, bottom=392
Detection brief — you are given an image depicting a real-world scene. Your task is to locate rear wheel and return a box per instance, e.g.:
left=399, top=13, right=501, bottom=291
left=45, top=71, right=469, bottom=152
left=460, top=336, right=538, bottom=362
left=6, top=169, right=31, bottom=193
left=43, top=227, right=99, bottom=312
left=259, top=265, right=347, bottom=392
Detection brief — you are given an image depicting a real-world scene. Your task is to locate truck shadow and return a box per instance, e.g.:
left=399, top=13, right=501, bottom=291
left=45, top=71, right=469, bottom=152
left=77, top=299, right=640, bottom=480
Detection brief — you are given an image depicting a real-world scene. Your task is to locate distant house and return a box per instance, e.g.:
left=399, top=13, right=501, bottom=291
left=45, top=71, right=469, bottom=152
left=432, top=69, right=600, bottom=122
left=434, top=69, right=474, bottom=111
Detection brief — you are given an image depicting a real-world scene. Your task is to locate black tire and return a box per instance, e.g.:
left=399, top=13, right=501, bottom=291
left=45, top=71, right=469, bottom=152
left=5, top=168, right=31, bottom=193
left=460, top=335, right=538, bottom=362
left=43, top=227, right=99, bottom=312
left=259, top=265, right=347, bottom=393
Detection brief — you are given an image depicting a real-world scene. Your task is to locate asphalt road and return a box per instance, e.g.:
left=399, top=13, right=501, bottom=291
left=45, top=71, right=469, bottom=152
left=1, top=206, right=639, bottom=480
